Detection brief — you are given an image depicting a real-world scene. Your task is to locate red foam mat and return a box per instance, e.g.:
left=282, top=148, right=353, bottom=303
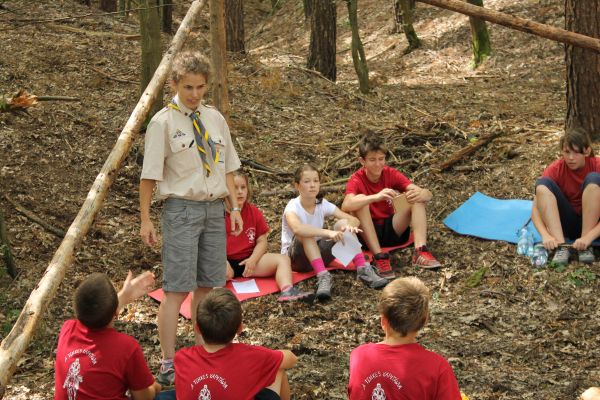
left=147, top=238, right=413, bottom=319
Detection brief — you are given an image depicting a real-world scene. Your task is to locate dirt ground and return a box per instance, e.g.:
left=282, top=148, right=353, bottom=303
left=1, top=0, right=599, bottom=398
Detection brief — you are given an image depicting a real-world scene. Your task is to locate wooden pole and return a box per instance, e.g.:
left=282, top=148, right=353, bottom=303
left=416, top=0, right=600, bottom=53
left=0, top=1, right=207, bottom=396
left=209, top=0, right=230, bottom=120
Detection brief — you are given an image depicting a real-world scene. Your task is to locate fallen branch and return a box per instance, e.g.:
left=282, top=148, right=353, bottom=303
left=241, top=158, right=291, bottom=176
left=45, top=23, right=141, bottom=40
left=435, top=131, right=503, bottom=171
left=37, top=96, right=80, bottom=102
left=259, top=184, right=346, bottom=198
left=1, top=91, right=80, bottom=113
left=4, top=195, right=65, bottom=238
left=0, top=0, right=208, bottom=395
left=417, top=0, right=600, bottom=53
left=89, top=66, right=138, bottom=84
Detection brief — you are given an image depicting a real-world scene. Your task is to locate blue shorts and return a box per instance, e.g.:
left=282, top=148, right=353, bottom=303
left=161, top=198, right=226, bottom=292
left=536, top=172, right=600, bottom=240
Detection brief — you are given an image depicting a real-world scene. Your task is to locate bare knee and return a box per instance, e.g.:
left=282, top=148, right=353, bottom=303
left=333, top=218, right=349, bottom=231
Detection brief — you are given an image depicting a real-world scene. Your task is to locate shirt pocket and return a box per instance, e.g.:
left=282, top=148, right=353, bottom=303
left=167, top=132, right=198, bottom=177
left=211, top=133, right=227, bottom=173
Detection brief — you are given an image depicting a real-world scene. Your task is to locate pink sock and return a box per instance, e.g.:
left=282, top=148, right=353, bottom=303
left=353, top=253, right=367, bottom=268
left=310, top=258, right=327, bottom=274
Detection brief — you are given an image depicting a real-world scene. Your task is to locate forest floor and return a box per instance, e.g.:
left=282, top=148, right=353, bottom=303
left=1, top=0, right=599, bottom=399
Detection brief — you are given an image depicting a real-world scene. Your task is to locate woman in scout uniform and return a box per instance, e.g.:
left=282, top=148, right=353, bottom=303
left=139, top=50, right=242, bottom=386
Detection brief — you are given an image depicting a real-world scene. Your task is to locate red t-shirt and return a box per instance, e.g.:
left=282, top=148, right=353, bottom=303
left=345, top=166, right=412, bottom=224
left=54, top=320, right=155, bottom=400
left=226, top=203, right=270, bottom=260
left=174, top=343, right=284, bottom=400
left=348, top=343, right=461, bottom=400
left=542, top=157, right=600, bottom=214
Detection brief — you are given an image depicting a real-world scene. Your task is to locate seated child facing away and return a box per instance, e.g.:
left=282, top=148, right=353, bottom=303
left=348, top=277, right=461, bottom=400
left=342, top=134, right=442, bottom=276
left=532, top=127, right=600, bottom=266
left=225, top=171, right=313, bottom=302
left=54, top=271, right=161, bottom=400
left=281, top=164, right=388, bottom=301
left=174, top=288, right=297, bottom=400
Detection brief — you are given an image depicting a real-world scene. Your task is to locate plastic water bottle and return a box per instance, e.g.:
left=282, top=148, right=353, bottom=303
left=526, top=232, right=534, bottom=257
left=531, top=244, right=548, bottom=268
left=517, top=227, right=531, bottom=255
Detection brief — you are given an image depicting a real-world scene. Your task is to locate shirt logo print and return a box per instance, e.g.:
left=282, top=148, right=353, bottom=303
left=371, top=383, right=386, bottom=400
left=198, top=384, right=211, bottom=400
left=63, top=358, right=83, bottom=400
left=172, top=129, right=186, bottom=139
left=246, top=228, right=256, bottom=243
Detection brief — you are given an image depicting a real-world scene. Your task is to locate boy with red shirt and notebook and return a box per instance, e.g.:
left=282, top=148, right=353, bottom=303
left=347, top=277, right=461, bottom=400
left=342, top=134, right=441, bottom=277
left=174, top=288, right=297, bottom=400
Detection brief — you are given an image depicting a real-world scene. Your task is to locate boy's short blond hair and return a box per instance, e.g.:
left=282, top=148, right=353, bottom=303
left=171, top=50, right=212, bottom=83
left=378, top=277, right=429, bottom=337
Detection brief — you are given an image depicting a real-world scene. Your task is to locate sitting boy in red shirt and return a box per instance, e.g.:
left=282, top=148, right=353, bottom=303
left=342, top=134, right=441, bottom=277
left=174, top=288, right=297, bottom=400
left=347, top=277, right=461, bottom=400
left=54, top=271, right=161, bottom=400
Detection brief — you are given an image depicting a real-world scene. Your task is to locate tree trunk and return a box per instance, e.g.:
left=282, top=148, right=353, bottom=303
left=118, top=0, right=126, bottom=16
left=303, top=0, right=313, bottom=21
left=140, top=0, right=163, bottom=116
left=347, top=0, right=369, bottom=93
left=393, top=0, right=421, bottom=53
left=0, top=211, right=17, bottom=279
left=307, top=0, right=336, bottom=81
left=565, top=0, right=600, bottom=141
left=467, top=0, right=491, bottom=67
left=225, top=0, right=245, bottom=53
left=0, top=2, right=208, bottom=396
left=210, top=0, right=231, bottom=119
left=99, top=0, right=117, bottom=12
left=161, top=0, right=173, bottom=33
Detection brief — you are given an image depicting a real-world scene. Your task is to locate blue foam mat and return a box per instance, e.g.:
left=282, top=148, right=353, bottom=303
left=444, top=192, right=541, bottom=244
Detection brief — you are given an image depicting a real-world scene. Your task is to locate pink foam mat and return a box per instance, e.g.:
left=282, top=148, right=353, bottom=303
left=148, top=238, right=413, bottom=319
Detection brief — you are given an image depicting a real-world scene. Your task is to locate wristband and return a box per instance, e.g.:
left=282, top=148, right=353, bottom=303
left=231, top=207, right=242, bottom=212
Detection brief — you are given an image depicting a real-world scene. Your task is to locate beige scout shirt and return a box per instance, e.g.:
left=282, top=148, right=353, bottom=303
left=141, top=97, right=241, bottom=201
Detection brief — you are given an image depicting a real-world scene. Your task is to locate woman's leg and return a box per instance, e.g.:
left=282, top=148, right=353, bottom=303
left=535, top=182, right=566, bottom=243
left=251, top=253, right=293, bottom=290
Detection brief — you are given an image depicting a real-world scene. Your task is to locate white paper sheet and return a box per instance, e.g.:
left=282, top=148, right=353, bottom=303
left=331, top=231, right=362, bottom=267
left=231, top=279, right=260, bottom=294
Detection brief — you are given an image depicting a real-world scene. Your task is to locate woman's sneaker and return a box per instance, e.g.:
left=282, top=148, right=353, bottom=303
left=277, top=287, right=315, bottom=303
left=315, top=271, right=332, bottom=301
left=357, top=264, right=389, bottom=289
left=373, top=253, right=395, bottom=279
left=578, top=248, right=595, bottom=264
left=551, top=245, right=571, bottom=266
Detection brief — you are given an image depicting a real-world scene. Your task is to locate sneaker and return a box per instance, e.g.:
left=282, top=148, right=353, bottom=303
left=277, top=286, right=315, bottom=303
left=413, top=246, right=442, bottom=269
left=373, top=253, right=395, bottom=279
left=157, top=362, right=175, bottom=387
left=551, top=245, right=571, bottom=266
left=315, top=272, right=332, bottom=301
left=357, top=264, right=389, bottom=289
left=578, top=248, right=595, bottom=264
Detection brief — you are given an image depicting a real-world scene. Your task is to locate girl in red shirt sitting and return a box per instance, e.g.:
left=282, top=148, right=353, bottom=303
left=532, top=128, right=600, bottom=265
left=225, top=172, right=313, bottom=302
